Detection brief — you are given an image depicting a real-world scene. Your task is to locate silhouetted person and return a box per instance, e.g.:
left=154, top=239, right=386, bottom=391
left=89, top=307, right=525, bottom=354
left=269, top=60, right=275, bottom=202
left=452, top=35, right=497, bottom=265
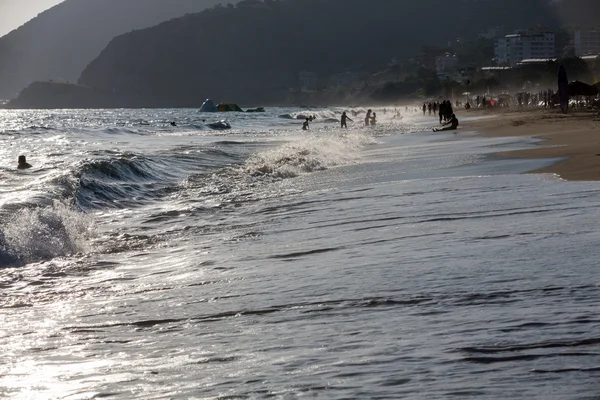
left=365, top=109, right=372, bottom=126
left=17, top=155, right=32, bottom=169
left=170, top=121, right=177, bottom=126
left=302, top=118, right=309, bottom=131
left=433, top=113, right=459, bottom=132
left=341, top=111, right=352, bottom=128
left=370, top=112, right=377, bottom=126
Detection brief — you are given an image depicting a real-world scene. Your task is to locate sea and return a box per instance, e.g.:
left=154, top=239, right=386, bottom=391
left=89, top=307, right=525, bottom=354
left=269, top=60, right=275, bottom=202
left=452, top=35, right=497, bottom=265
left=0, top=107, right=599, bottom=400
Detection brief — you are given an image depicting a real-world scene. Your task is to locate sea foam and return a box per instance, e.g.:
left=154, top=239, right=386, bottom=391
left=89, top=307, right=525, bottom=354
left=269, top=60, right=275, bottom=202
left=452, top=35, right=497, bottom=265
left=0, top=201, right=94, bottom=267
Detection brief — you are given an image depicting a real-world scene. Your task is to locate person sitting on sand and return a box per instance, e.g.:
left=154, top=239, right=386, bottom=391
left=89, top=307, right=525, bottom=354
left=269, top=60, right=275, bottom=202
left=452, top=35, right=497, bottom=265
left=341, top=111, right=353, bottom=128
left=17, top=155, right=32, bottom=169
left=302, top=118, right=309, bottom=131
left=433, top=113, right=459, bottom=132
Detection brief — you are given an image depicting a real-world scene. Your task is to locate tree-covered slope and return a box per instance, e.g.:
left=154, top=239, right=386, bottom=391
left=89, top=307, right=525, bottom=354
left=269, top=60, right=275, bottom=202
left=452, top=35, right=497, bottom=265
left=78, top=0, right=564, bottom=106
left=0, top=0, right=230, bottom=98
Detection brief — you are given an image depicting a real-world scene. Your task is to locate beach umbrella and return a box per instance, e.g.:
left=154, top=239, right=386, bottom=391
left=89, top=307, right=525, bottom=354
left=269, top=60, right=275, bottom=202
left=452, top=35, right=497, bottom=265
left=568, top=80, right=598, bottom=97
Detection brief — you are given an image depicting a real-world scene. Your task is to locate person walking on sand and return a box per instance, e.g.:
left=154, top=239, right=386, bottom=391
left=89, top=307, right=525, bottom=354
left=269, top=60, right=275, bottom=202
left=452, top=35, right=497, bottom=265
left=365, top=109, right=372, bottom=126
left=341, top=111, right=352, bottom=128
left=17, top=155, right=32, bottom=169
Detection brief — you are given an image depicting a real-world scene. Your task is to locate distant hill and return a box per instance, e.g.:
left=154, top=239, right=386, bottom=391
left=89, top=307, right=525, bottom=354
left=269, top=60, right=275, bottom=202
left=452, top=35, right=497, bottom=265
left=76, top=0, right=566, bottom=107
left=10, top=0, right=599, bottom=108
left=0, top=0, right=231, bottom=99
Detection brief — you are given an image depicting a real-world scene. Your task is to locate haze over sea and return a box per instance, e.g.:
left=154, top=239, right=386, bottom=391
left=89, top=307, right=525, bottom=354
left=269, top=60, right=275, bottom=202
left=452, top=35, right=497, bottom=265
left=0, top=107, right=599, bottom=399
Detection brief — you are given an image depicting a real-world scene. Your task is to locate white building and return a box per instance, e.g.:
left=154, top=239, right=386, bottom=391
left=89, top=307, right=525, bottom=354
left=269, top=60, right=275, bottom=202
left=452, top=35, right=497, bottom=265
left=435, top=53, right=459, bottom=74
left=494, top=32, right=555, bottom=66
left=574, top=29, right=600, bottom=57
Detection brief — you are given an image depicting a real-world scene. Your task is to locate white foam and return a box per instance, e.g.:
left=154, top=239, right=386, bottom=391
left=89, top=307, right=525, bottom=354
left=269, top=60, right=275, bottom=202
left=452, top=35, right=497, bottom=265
left=242, top=132, right=375, bottom=179
left=2, top=201, right=95, bottom=265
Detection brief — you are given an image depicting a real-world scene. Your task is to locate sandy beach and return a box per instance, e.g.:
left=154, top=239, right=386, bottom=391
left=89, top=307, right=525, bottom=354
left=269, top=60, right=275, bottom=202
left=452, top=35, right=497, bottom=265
left=462, top=108, right=600, bottom=181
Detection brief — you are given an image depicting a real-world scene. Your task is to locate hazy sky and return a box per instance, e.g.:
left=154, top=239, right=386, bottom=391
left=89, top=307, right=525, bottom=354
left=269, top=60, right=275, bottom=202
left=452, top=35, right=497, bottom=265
left=0, top=0, right=63, bottom=37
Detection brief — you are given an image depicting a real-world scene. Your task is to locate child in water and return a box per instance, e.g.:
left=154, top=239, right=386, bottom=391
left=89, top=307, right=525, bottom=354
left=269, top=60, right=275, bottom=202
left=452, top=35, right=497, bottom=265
left=302, top=118, right=309, bottom=130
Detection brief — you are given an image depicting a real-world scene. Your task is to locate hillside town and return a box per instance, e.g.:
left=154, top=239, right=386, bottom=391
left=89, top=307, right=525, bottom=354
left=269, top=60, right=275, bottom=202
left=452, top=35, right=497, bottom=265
left=295, top=26, right=600, bottom=108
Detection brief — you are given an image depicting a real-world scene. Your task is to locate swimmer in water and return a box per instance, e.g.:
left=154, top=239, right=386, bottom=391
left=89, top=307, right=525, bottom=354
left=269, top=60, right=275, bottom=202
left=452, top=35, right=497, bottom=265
left=17, top=155, right=32, bottom=169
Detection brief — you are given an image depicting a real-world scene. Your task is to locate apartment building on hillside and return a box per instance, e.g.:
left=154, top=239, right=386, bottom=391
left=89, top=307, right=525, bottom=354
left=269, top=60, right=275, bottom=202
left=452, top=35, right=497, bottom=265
left=494, top=32, right=555, bottom=66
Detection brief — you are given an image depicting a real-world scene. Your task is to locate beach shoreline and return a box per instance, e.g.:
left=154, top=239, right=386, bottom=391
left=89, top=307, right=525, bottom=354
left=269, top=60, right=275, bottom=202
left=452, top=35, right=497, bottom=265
left=460, top=108, right=600, bottom=181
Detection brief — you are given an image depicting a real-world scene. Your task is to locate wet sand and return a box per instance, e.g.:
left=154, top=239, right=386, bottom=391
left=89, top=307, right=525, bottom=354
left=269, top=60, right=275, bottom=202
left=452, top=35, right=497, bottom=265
left=462, top=108, right=600, bottom=181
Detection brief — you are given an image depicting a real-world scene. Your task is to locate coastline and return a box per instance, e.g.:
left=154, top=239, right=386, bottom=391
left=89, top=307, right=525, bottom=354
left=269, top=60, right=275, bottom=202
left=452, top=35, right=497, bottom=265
left=462, top=108, right=600, bottom=181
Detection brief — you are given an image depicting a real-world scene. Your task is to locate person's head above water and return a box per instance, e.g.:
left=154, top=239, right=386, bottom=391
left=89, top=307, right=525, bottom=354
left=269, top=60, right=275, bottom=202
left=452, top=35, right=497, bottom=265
left=17, top=155, right=32, bottom=169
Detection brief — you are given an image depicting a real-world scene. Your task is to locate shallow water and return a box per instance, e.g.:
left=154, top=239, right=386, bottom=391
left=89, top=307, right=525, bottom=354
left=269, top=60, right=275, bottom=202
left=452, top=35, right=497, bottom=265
left=1, top=107, right=599, bottom=399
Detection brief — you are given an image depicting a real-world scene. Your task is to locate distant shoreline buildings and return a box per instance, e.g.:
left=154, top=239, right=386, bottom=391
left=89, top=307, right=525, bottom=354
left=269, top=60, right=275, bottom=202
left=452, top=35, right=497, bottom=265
left=574, top=28, right=600, bottom=57
left=494, top=32, right=555, bottom=66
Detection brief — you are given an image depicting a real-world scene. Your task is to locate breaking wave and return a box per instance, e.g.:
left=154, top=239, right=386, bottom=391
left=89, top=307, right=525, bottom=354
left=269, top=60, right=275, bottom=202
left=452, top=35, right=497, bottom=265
left=0, top=202, right=94, bottom=268
left=242, top=132, right=373, bottom=179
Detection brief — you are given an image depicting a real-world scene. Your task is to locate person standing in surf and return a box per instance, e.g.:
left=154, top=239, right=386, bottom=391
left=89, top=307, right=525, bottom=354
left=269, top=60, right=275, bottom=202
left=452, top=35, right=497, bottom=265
left=370, top=112, right=377, bottom=126
left=341, top=111, right=352, bottom=128
left=302, top=118, right=309, bottom=131
left=365, top=109, right=372, bottom=126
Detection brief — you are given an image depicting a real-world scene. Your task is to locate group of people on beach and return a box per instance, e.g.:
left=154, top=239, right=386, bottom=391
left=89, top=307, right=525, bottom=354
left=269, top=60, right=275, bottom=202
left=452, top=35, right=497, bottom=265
left=422, top=100, right=455, bottom=124
left=301, top=105, right=459, bottom=132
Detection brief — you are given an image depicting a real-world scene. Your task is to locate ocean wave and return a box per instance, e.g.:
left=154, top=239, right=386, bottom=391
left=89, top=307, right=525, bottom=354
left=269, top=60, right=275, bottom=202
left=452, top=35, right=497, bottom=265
left=73, top=153, right=188, bottom=209
left=181, top=132, right=375, bottom=207
left=278, top=110, right=339, bottom=121
left=242, top=132, right=374, bottom=179
left=96, top=127, right=144, bottom=135
left=0, top=202, right=94, bottom=268
left=73, top=145, right=245, bottom=210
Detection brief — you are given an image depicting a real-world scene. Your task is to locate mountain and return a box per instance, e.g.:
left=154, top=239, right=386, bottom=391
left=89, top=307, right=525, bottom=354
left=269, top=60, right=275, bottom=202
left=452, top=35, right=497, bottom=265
left=74, top=0, right=564, bottom=107
left=0, top=0, right=231, bottom=99
left=12, top=0, right=598, bottom=108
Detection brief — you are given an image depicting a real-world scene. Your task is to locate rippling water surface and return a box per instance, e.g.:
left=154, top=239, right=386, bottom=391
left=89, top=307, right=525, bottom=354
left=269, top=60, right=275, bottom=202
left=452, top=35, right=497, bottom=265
left=1, top=107, right=599, bottom=399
